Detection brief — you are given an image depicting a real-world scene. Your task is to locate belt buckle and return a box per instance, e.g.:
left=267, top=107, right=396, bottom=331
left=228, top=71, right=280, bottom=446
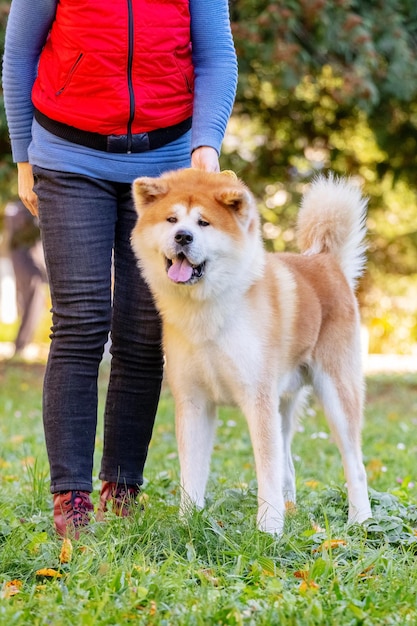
left=106, top=133, right=150, bottom=153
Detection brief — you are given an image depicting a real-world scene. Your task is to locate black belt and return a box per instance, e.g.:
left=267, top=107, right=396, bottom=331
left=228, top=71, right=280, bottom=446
left=34, top=109, right=192, bottom=154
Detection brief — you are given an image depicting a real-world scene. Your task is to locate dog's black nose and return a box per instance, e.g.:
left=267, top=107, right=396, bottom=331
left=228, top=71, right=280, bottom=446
left=174, top=230, right=194, bottom=246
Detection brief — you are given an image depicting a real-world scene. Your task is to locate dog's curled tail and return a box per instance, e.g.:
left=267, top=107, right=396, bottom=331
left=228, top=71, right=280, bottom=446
left=296, top=174, right=368, bottom=290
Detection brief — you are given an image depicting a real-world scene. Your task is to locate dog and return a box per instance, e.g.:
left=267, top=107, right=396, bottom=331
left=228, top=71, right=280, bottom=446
left=131, top=168, right=372, bottom=535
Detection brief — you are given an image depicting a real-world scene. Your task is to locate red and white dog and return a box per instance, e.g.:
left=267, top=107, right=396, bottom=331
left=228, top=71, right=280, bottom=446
left=131, top=168, right=372, bottom=535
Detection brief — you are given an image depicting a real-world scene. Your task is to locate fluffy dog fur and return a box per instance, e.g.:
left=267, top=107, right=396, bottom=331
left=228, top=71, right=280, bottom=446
left=131, top=168, right=372, bottom=535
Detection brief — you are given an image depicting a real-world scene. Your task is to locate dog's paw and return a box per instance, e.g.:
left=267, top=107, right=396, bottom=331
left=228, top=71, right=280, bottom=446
left=257, top=506, right=285, bottom=537
left=179, top=493, right=204, bottom=520
left=348, top=505, right=372, bottom=525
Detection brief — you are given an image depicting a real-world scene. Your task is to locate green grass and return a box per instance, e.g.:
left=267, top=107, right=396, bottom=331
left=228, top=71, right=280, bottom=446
left=1, top=360, right=417, bottom=625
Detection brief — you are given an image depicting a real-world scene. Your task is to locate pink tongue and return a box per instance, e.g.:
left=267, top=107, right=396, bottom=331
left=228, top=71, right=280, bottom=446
left=168, top=257, right=194, bottom=283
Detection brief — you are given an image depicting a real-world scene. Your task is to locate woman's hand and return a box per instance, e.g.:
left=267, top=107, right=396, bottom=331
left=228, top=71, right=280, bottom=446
left=191, top=146, right=220, bottom=173
left=17, top=162, right=38, bottom=216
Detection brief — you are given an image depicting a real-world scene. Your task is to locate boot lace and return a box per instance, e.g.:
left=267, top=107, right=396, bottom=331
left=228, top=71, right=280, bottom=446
left=64, top=491, right=92, bottom=528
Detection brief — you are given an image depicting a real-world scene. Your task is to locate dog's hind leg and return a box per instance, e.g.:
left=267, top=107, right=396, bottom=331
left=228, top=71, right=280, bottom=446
left=311, top=362, right=372, bottom=524
left=280, top=387, right=310, bottom=507
left=175, top=397, right=217, bottom=516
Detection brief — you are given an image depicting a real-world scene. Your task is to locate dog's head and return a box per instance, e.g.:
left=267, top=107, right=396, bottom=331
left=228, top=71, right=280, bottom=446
left=131, top=168, right=264, bottom=300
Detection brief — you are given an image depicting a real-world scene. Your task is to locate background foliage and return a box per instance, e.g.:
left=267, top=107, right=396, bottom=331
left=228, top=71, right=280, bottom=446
left=1, top=0, right=417, bottom=352
left=225, top=0, right=417, bottom=353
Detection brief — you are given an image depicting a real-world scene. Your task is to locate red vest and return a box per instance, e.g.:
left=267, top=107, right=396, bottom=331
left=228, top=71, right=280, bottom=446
left=32, top=0, right=194, bottom=135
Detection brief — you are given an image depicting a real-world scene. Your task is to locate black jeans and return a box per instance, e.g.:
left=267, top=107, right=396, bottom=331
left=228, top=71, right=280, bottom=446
left=34, top=167, right=164, bottom=493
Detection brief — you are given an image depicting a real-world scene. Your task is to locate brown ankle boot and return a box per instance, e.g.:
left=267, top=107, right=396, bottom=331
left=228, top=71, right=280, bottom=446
left=97, top=481, right=140, bottom=521
left=53, top=491, right=94, bottom=539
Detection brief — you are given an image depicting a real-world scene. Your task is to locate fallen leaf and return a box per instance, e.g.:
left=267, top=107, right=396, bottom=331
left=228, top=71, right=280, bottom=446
left=59, top=538, right=73, bottom=564
left=358, top=565, right=375, bottom=579
left=313, top=539, right=347, bottom=552
left=135, top=600, right=157, bottom=615
left=199, top=568, right=220, bottom=586
left=285, top=501, right=297, bottom=514
left=35, top=568, right=62, bottom=579
left=2, top=580, right=23, bottom=598
left=299, top=580, right=319, bottom=593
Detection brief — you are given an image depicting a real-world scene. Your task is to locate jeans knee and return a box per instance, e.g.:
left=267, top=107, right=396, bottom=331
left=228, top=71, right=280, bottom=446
left=49, top=308, right=111, bottom=357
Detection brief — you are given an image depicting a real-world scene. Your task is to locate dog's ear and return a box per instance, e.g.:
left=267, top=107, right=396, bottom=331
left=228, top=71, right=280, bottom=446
left=214, top=187, right=254, bottom=222
left=215, top=188, right=251, bottom=209
left=132, top=177, right=169, bottom=211
left=220, top=169, right=238, bottom=180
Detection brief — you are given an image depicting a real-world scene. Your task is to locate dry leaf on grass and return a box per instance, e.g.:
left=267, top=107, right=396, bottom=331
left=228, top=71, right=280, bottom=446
left=2, top=580, right=23, bottom=598
left=59, top=538, right=73, bottom=564
left=35, top=568, right=62, bottom=579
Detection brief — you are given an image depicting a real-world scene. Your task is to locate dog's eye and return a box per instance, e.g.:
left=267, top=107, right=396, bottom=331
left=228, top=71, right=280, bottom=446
left=198, top=219, right=210, bottom=227
left=167, top=216, right=177, bottom=224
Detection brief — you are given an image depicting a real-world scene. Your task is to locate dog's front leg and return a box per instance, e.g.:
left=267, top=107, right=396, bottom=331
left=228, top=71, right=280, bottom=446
left=175, top=396, right=217, bottom=516
left=245, top=399, right=286, bottom=536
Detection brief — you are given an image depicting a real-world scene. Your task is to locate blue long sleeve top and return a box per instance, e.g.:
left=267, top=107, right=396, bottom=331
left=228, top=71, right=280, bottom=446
left=3, top=0, right=238, bottom=182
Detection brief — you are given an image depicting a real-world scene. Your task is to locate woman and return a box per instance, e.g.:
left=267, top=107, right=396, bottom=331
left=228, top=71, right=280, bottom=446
left=3, top=0, right=237, bottom=537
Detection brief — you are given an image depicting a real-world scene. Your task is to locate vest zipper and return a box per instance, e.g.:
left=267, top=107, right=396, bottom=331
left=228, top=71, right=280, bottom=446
left=126, top=0, right=135, bottom=153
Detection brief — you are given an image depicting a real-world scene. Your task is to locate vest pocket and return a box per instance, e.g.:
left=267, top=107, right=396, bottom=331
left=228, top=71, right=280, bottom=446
left=174, top=45, right=194, bottom=94
left=55, top=53, right=84, bottom=96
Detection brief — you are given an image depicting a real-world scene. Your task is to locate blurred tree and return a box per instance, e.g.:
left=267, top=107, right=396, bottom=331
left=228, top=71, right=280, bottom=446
left=223, top=0, right=417, bottom=352
left=0, top=0, right=416, bottom=351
